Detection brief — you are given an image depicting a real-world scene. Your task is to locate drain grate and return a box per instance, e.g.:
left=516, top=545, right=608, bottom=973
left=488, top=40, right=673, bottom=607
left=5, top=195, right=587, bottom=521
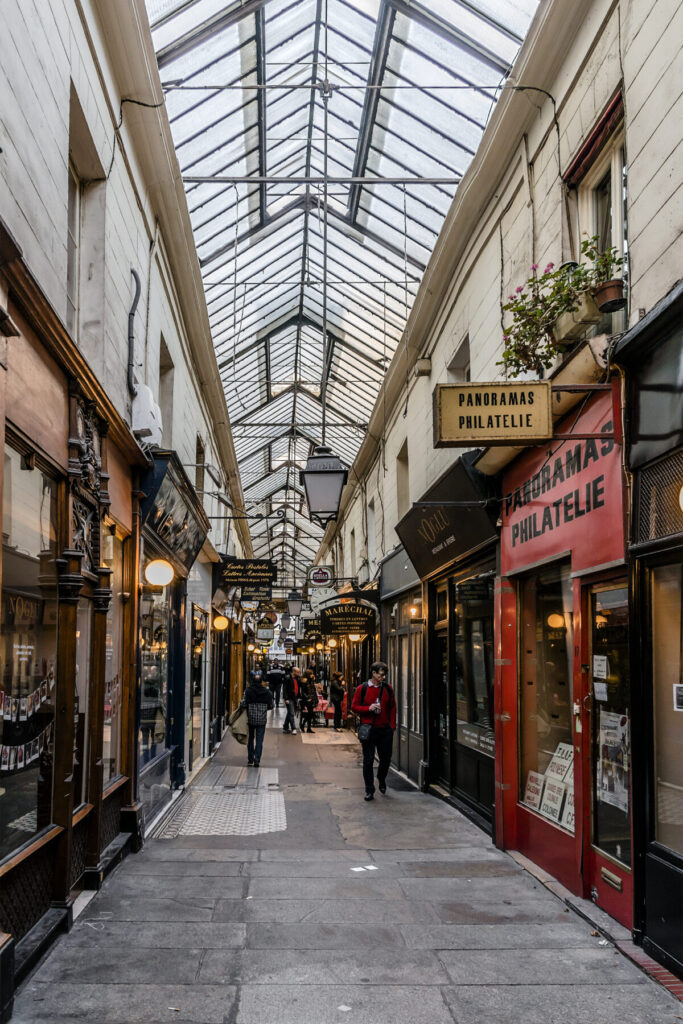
left=159, top=790, right=286, bottom=838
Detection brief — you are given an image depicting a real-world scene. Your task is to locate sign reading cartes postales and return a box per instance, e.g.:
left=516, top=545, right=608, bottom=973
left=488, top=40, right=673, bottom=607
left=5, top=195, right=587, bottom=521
left=433, top=381, right=553, bottom=447
left=213, top=557, right=277, bottom=594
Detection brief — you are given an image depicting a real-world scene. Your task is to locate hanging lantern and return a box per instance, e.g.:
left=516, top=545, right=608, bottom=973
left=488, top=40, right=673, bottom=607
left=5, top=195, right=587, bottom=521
left=144, top=558, right=174, bottom=586
left=300, top=446, right=348, bottom=526
left=287, top=589, right=303, bottom=616
left=213, top=615, right=229, bottom=631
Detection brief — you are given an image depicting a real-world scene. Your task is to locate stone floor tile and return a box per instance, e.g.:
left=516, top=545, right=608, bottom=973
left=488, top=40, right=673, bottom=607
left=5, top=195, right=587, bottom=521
left=401, top=921, right=599, bottom=949
left=199, top=948, right=449, bottom=985
left=236, top=984, right=455, bottom=1024
left=246, top=923, right=406, bottom=949
left=11, top=984, right=236, bottom=1023
left=65, top=920, right=247, bottom=948
left=438, top=946, right=650, bottom=985
left=442, top=984, right=679, bottom=1024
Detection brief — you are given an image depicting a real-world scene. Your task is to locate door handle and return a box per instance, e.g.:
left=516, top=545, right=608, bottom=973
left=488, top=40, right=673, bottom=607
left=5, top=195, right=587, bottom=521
left=582, top=693, right=592, bottom=710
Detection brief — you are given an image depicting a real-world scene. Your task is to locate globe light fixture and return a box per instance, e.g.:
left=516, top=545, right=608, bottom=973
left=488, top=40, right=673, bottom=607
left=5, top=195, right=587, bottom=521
left=308, top=646, right=315, bottom=654
left=300, top=446, right=348, bottom=527
left=547, top=613, right=564, bottom=629
left=315, top=642, right=323, bottom=651
left=348, top=633, right=361, bottom=642
left=287, top=589, right=303, bottom=616
left=213, top=615, right=229, bottom=631
left=328, top=637, right=337, bottom=648
left=247, top=642, right=255, bottom=652
left=144, top=558, right=174, bottom=586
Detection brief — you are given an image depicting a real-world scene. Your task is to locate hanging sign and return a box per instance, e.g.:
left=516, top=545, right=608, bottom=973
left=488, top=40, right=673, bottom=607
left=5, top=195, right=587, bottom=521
left=434, top=381, right=553, bottom=447
left=302, top=616, right=322, bottom=641
left=240, top=600, right=260, bottom=612
left=213, top=557, right=277, bottom=593
left=241, top=584, right=272, bottom=601
left=320, top=603, right=376, bottom=636
left=256, top=626, right=274, bottom=641
left=308, top=565, right=335, bottom=587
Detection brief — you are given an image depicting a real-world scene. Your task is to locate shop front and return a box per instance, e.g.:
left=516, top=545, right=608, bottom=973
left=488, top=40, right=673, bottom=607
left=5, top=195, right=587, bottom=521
left=615, top=283, right=683, bottom=973
left=379, top=546, right=423, bottom=783
left=497, top=383, right=632, bottom=926
left=396, top=452, right=499, bottom=824
left=139, top=452, right=208, bottom=825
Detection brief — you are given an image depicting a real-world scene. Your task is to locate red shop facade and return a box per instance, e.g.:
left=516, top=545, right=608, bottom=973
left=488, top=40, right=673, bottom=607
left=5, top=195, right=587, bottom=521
left=495, top=383, right=633, bottom=928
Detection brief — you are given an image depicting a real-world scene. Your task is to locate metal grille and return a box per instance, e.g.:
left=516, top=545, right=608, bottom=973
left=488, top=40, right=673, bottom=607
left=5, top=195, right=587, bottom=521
left=158, top=767, right=285, bottom=838
left=70, top=816, right=88, bottom=888
left=0, top=837, right=55, bottom=939
left=101, top=786, right=124, bottom=853
left=636, top=450, right=683, bottom=544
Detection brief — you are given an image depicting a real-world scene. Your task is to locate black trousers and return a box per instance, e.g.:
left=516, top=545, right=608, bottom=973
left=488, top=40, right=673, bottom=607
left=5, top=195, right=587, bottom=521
left=332, top=699, right=343, bottom=728
left=361, top=726, right=394, bottom=794
left=301, top=702, right=316, bottom=731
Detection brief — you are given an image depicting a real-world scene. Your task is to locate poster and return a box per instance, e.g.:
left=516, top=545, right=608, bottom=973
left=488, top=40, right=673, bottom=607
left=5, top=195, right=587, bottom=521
left=545, top=742, right=574, bottom=783
left=523, top=770, right=545, bottom=810
left=597, top=709, right=629, bottom=813
left=593, top=655, right=608, bottom=679
left=593, top=681, right=608, bottom=702
left=560, top=783, right=575, bottom=832
left=540, top=779, right=566, bottom=823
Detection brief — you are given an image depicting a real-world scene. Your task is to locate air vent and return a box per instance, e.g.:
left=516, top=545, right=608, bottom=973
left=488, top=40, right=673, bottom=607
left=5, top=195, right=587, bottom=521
left=635, top=449, right=683, bottom=544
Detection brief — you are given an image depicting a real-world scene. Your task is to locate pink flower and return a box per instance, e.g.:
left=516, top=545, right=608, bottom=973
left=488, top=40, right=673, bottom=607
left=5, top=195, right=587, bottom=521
left=508, top=294, right=515, bottom=301
left=544, top=262, right=554, bottom=272
left=530, top=263, right=538, bottom=271
left=516, top=285, right=523, bottom=293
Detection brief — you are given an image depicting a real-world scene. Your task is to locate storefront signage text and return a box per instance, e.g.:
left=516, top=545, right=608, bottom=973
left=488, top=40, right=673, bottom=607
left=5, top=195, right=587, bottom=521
left=434, top=382, right=552, bottom=447
left=214, top=557, right=277, bottom=591
left=320, top=603, right=376, bottom=636
left=308, top=565, right=334, bottom=587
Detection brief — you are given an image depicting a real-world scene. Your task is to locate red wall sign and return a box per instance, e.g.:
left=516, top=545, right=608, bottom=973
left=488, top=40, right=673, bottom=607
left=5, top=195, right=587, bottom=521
left=501, top=390, right=625, bottom=575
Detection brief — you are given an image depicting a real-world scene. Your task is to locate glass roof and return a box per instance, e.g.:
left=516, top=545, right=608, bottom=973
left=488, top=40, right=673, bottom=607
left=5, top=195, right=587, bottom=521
left=145, top=0, right=538, bottom=595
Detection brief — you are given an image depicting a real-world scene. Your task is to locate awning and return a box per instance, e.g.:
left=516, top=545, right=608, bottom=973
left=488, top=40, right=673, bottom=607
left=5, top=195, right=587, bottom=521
left=395, top=450, right=499, bottom=579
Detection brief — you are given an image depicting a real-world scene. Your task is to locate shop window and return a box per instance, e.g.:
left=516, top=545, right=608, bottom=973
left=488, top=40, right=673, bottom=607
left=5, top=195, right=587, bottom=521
left=66, top=161, right=81, bottom=337
left=435, top=587, right=448, bottom=625
left=0, top=445, right=58, bottom=860
left=519, top=561, right=575, bottom=832
left=190, top=606, right=207, bottom=767
left=651, top=563, right=683, bottom=856
left=102, top=532, right=124, bottom=786
left=454, top=572, right=495, bottom=758
left=139, top=584, right=169, bottom=766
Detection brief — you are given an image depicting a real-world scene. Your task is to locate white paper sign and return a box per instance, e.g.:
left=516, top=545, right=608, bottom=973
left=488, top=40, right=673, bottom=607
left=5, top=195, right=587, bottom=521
left=540, top=779, right=566, bottom=823
left=545, top=742, right=574, bottom=783
left=593, top=681, right=608, bottom=702
left=593, top=655, right=608, bottom=679
left=523, top=770, right=545, bottom=810
left=560, top=783, right=575, bottom=832
left=673, top=684, right=683, bottom=712
left=596, top=710, right=629, bottom=813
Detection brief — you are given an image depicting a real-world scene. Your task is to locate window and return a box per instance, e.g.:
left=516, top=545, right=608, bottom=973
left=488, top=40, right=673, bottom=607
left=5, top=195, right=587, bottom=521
left=195, top=436, right=205, bottom=497
left=159, top=335, right=174, bottom=448
left=447, top=334, right=471, bottom=383
left=519, top=561, right=574, bottom=832
left=349, top=529, right=356, bottom=576
left=139, top=583, right=169, bottom=766
left=454, top=572, right=495, bottom=758
left=651, top=562, right=683, bottom=856
left=397, top=441, right=410, bottom=520
left=66, top=161, right=81, bottom=336
left=0, top=445, right=58, bottom=859
left=579, top=133, right=627, bottom=334
left=367, top=501, right=376, bottom=577
left=102, top=532, right=124, bottom=786
left=73, top=598, right=92, bottom=806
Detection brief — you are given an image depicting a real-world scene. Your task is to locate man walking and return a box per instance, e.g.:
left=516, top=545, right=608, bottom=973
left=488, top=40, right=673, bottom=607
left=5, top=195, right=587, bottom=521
left=266, top=659, right=285, bottom=708
left=282, top=664, right=298, bottom=734
left=243, top=674, right=273, bottom=767
left=351, top=662, right=396, bottom=800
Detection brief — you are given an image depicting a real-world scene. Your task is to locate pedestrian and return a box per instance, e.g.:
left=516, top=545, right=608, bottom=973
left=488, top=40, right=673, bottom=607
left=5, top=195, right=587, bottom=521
left=299, top=668, right=318, bottom=734
left=351, top=661, right=396, bottom=801
left=243, top=673, right=273, bottom=767
left=330, top=670, right=345, bottom=732
left=282, top=663, right=298, bottom=735
left=266, top=659, right=285, bottom=708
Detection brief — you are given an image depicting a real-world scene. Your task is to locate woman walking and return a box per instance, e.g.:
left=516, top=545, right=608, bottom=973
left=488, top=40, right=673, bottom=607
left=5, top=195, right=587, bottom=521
left=299, top=669, right=318, bottom=734
left=330, top=671, right=345, bottom=732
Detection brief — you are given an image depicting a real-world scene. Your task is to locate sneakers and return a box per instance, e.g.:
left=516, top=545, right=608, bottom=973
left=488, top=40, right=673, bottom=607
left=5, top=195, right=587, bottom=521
left=248, top=761, right=254, bottom=767
left=291, top=729, right=297, bottom=734
left=282, top=728, right=290, bottom=733
left=253, top=761, right=260, bottom=767
left=364, top=792, right=374, bottom=801
left=378, top=781, right=387, bottom=795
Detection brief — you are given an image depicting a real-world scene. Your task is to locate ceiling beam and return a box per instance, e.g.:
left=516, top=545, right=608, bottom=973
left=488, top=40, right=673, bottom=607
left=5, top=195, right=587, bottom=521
left=255, top=6, right=268, bottom=225
left=156, top=0, right=267, bottom=69
left=390, top=0, right=511, bottom=75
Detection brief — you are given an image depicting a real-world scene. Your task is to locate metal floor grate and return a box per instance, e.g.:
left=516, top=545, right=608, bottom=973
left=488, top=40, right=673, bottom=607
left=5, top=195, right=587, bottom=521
left=159, top=790, right=286, bottom=838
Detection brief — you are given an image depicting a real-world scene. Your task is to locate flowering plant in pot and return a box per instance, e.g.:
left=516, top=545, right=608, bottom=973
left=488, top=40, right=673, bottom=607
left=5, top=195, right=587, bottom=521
left=500, top=237, right=626, bottom=376
left=581, top=235, right=626, bottom=312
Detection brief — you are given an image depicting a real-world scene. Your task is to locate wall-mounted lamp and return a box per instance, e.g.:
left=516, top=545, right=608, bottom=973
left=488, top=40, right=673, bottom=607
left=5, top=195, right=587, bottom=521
left=213, top=615, right=229, bottom=631
left=247, top=642, right=255, bottom=652
left=348, top=633, right=361, bottom=642
left=547, top=613, right=564, bottom=629
left=315, top=642, right=323, bottom=651
left=144, top=558, right=174, bottom=586
left=327, top=638, right=337, bottom=648
left=679, top=484, right=683, bottom=514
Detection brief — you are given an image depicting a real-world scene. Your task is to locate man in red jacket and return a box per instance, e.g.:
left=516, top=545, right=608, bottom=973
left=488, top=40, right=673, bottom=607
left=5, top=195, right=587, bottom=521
left=351, top=661, right=396, bottom=801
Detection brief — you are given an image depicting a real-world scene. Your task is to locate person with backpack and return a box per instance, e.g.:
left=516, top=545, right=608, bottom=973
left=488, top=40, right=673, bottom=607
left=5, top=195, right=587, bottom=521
left=282, top=664, right=299, bottom=735
left=266, top=659, right=285, bottom=709
left=351, top=661, right=396, bottom=801
left=299, top=669, right=318, bottom=734
left=242, top=674, right=274, bottom=766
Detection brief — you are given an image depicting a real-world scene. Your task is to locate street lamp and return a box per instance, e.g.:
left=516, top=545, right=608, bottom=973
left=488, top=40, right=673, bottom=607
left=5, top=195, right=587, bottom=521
left=144, top=558, right=174, bottom=586
left=213, top=615, right=229, bottom=631
left=300, top=446, right=348, bottom=527
left=287, top=589, right=303, bottom=616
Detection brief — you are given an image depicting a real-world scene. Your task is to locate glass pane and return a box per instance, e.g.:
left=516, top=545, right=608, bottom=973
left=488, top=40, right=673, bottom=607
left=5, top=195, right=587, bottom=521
left=0, top=447, right=58, bottom=859
left=652, top=563, right=683, bottom=856
left=140, top=585, right=169, bottom=766
left=519, top=561, right=575, bottom=833
left=74, top=599, right=92, bottom=806
left=190, top=606, right=207, bottom=767
left=103, top=535, right=124, bottom=787
left=590, top=585, right=630, bottom=866
left=454, top=573, right=495, bottom=758
left=400, top=633, right=409, bottom=726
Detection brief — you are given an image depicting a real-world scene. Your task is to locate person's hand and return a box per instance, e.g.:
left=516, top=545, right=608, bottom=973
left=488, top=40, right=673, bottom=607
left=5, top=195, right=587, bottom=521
left=371, top=701, right=381, bottom=713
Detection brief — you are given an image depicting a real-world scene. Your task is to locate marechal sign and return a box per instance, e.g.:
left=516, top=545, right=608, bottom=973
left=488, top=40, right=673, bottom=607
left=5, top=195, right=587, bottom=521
left=433, top=381, right=552, bottom=447
left=320, top=603, right=376, bottom=636
left=213, top=557, right=277, bottom=592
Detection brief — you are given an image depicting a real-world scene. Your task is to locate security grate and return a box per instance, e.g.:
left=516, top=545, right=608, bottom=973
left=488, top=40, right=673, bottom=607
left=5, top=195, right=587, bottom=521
left=635, top=450, right=683, bottom=544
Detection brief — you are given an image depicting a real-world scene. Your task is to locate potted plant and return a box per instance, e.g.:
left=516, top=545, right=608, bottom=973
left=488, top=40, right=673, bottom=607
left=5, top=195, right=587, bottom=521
left=581, top=235, right=627, bottom=313
left=501, top=237, right=626, bottom=376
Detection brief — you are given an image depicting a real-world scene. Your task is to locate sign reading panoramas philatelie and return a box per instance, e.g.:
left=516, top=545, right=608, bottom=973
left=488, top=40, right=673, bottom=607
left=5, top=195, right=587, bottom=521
left=320, top=603, right=376, bottom=636
left=433, top=381, right=553, bottom=447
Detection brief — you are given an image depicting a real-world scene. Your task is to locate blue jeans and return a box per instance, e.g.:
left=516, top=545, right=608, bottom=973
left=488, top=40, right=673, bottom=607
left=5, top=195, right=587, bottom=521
left=248, top=723, right=266, bottom=764
left=283, top=700, right=297, bottom=731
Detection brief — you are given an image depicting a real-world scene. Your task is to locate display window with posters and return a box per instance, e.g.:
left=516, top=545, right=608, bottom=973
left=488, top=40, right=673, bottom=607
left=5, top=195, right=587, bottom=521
left=498, top=383, right=632, bottom=928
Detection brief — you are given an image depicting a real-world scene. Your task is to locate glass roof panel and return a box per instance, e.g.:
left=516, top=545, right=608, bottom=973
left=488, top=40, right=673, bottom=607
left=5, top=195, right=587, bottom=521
left=145, top=0, right=539, bottom=580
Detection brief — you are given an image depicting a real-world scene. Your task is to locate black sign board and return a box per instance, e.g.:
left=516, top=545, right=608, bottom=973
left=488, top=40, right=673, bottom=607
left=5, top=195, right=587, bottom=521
left=213, top=557, right=277, bottom=594
left=241, top=584, right=272, bottom=601
left=141, top=452, right=209, bottom=576
left=395, top=451, right=499, bottom=580
left=302, top=617, right=321, bottom=641
left=320, top=603, right=376, bottom=636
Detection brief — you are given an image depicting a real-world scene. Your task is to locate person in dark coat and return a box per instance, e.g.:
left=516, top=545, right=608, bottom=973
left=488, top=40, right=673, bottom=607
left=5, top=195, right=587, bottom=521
left=330, top=671, right=345, bottom=732
left=282, top=664, right=298, bottom=734
left=266, top=660, right=285, bottom=708
left=242, top=675, right=273, bottom=766
left=299, top=669, right=318, bottom=734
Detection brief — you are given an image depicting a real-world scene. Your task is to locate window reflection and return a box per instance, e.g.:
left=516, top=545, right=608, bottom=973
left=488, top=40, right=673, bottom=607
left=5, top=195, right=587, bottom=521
left=103, top=535, right=124, bottom=785
left=139, top=585, right=169, bottom=766
left=454, top=573, right=495, bottom=757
